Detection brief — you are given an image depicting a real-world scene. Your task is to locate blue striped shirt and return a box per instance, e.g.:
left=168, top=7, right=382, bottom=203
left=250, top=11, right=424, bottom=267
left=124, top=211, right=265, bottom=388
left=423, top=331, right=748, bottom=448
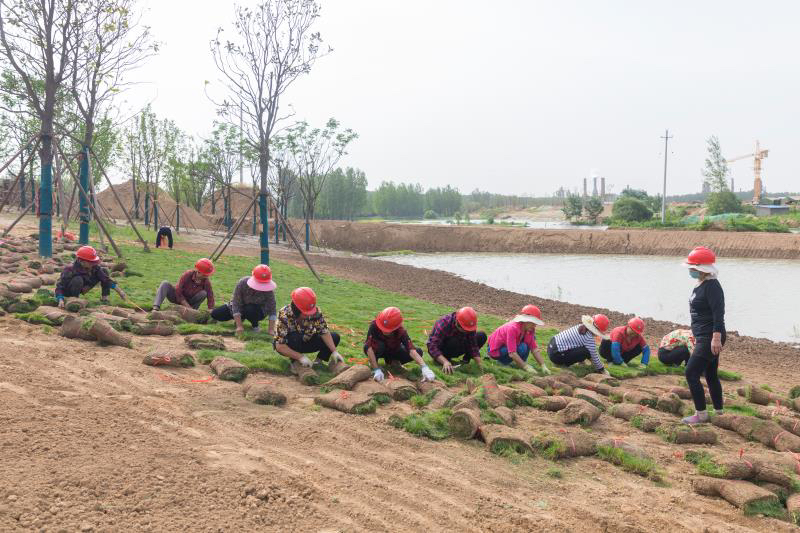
left=553, top=325, right=604, bottom=370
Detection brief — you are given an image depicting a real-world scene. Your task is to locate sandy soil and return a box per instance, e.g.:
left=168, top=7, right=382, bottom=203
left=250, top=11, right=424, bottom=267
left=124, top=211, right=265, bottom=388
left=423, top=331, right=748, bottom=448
left=2, top=215, right=800, bottom=532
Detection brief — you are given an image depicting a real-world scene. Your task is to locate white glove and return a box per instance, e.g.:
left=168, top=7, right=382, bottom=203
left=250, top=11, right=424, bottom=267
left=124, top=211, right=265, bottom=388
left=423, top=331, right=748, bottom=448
left=330, top=351, right=344, bottom=364
left=420, top=365, right=435, bottom=382
left=602, top=368, right=611, bottom=376
left=523, top=364, right=537, bottom=374
left=540, top=363, right=552, bottom=375
left=373, top=368, right=385, bottom=382
left=298, top=355, right=312, bottom=368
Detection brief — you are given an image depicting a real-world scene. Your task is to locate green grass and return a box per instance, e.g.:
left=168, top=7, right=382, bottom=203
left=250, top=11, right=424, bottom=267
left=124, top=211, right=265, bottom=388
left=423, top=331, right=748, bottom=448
left=352, top=399, right=378, bottom=415
left=410, top=389, right=439, bottom=409
left=480, top=409, right=506, bottom=425
left=760, top=384, right=774, bottom=392
left=718, top=369, right=743, bottom=382
left=14, top=311, right=57, bottom=326
left=743, top=498, right=787, bottom=519
left=725, top=404, right=760, bottom=417
left=388, top=409, right=452, bottom=440
left=790, top=386, right=800, bottom=400
left=546, top=467, right=563, bottom=479
left=530, top=435, right=566, bottom=461
left=684, top=450, right=727, bottom=478
left=489, top=440, right=532, bottom=464
left=596, top=445, right=663, bottom=482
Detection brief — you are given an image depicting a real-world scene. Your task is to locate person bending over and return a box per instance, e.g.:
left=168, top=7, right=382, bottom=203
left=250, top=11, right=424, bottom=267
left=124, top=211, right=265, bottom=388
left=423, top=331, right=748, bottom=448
left=153, top=258, right=215, bottom=311
left=599, top=317, right=651, bottom=367
left=273, top=287, right=343, bottom=369
left=56, top=246, right=126, bottom=308
left=365, top=307, right=436, bottom=382
left=487, top=305, right=551, bottom=374
left=658, top=329, right=695, bottom=367
left=426, top=307, right=486, bottom=374
left=211, top=264, right=276, bottom=336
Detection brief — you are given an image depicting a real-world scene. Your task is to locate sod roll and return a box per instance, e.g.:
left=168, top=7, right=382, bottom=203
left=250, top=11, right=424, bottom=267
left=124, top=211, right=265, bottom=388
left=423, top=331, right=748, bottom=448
left=210, top=356, right=249, bottom=382
left=243, top=384, right=287, bottom=406
left=692, top=478, right=780, bottom=511
left=142, top=349, right=196, bottom=368
left=559, top=399, right=601, bottom=426
left=131, top=320, right=176, bottom=336
left=449, top=408, right=481, bottom=439
left=385, top=377, right=418, bottom=400
left=184, top=334, right=225, bottom=351
left=480, top=374, right=506, bottom=408
left=660, top=423, right=717, bottom=444
left=574, top=388, right=608, bottom=411
left=326, top=364, right=371, bottom=390
left=314, top=390, right=375, bottom=414
left=290, top=361, right=319, bottom=385
left=479, top=424, right=533, bottom=455
left=426, top=388, right=456, bottom=410
left=655, top=393, right=685, bottom=415
left=531, top=429, right=598, bottom=459
left=352, top=380, right=392, bottom=402
left=492, top=406, right=516, bottom=426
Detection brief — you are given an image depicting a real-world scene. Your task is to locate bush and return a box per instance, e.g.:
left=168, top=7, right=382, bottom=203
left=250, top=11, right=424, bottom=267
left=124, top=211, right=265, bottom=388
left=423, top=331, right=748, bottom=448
left=423, top=210, right=438, bottom=219
left=612, top=197, right=653, bottom=222
left=706, top=190, right=743, bottom=215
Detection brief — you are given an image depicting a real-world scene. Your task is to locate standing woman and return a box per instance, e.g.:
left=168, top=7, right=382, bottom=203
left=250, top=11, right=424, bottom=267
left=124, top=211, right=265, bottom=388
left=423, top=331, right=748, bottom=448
left=682, top=246, right=726, bottom=424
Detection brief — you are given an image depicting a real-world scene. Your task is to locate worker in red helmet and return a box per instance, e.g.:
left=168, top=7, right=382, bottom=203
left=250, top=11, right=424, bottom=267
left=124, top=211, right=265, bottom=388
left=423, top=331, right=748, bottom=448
left=488, top=305, right=551, bottom=374
left=365, top=307, right=436, bottom=382
left=426, top=307, right=486, bottom=374
left=55, top=245, right=126, bottom=308
left=210, top=265, right=277, bottom=336
left=274, top=287, right=343, bottom=372
left=681, top=246, right=726, bottom=424
left=546, top=314, right=611, bottom=376
left=599, top=317, right=651, bottom=366
left=152, top=258, right=215, bottom=311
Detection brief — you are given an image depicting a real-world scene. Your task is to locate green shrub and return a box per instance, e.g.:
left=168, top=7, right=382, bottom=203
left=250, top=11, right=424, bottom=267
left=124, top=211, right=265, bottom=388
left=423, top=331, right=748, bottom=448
left=423, top=210, right=438, bottom=219
left=612, top=197, right=653, bottom=222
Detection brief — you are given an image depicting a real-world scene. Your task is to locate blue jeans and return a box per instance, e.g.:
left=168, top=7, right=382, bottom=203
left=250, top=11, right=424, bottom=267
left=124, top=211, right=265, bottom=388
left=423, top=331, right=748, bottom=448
left=495, top=342, right=529, bottom=366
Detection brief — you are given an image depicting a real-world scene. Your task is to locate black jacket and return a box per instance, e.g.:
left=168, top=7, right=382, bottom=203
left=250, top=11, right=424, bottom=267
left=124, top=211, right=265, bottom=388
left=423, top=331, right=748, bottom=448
left=690, top=278, right=725, bottom=338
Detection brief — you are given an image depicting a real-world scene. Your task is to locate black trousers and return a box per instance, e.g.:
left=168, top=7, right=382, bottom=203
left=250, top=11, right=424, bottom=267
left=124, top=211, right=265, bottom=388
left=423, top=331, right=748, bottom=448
left=658, top=346, right=690, bottom=366
left=430, top=332, right=487, bottom=363
left=285, top=331, right=340, bottom=362
left=599, top=340, right=643, bottom=364
left=62, top=276, right=112, bottom=298
left=685, top=335, right=725, bottom=412
left=547, top=337, right=590, bottom=366
left=156, top=226, right=173, bottom=248
left=364, top=340, right=414, bottom=365
left=211, top=303, right=266, bottom=328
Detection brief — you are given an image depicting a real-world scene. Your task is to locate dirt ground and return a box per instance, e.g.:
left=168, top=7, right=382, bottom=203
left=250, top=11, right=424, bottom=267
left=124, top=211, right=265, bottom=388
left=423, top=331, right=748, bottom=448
left=2, top=214, right=800, bottom=532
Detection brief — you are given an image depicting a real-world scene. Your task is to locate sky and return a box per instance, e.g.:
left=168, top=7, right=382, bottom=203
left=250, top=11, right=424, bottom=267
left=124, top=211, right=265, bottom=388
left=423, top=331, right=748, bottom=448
left=122, top=0, right=800, bottom=197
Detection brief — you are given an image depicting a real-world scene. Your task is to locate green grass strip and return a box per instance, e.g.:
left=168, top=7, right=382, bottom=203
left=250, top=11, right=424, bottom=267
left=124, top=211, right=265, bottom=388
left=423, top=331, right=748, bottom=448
left=388, top=409, right=452, bottom=440
left=596, top=445, right=663, bottom=482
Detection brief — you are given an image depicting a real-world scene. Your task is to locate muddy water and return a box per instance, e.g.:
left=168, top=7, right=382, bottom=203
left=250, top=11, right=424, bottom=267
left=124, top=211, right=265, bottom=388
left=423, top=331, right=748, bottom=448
left=381, top=253, right=800, bottom=343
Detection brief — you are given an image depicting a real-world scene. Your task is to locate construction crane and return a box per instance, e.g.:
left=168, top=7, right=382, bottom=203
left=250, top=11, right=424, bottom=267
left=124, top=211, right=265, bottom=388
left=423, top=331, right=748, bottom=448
left=724, top=140, right=769, bottom=204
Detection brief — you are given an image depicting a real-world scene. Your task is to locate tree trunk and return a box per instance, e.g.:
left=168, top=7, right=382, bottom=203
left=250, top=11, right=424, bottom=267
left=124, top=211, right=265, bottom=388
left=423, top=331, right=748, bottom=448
left=19, top=145, right=26, bottom=210
left=144, top=187, right=150, bottom=226
left=258, top=146, right=270, bottom=265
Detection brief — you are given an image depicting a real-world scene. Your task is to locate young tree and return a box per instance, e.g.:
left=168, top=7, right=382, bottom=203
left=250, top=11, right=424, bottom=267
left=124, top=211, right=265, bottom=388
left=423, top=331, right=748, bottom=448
left=205, top=122, right=242, bottom=228
left=137, top=105, right=179, bottom=228
left=584, top=196, right=604, bottom=224
left=0, top=0, right=79, bottom=256
left=562, top=193, right=583, bottom=221
left=286, top=118, right=357, bottom=248
left=211, top=0, right=327, bottom=264
left=702, top=135, right=729, bottom=193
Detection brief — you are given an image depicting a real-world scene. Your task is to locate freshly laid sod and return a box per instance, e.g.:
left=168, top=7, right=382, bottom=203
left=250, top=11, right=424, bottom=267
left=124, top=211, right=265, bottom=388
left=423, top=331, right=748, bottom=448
left=684, top=450, right=727, bottom=478
left=596, top=445, right=664, bottom=482
left=388, top=409, right=452, bottom=440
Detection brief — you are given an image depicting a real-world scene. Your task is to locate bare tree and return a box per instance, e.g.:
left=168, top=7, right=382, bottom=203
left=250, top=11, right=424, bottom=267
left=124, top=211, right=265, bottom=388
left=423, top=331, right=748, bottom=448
left=205, top=122, right=242, bottom=228
left=210, top=0, right=327, bottom=264
left=287, top=118, right=356, bottom=249
left=0, top=0, right=78, bottom=256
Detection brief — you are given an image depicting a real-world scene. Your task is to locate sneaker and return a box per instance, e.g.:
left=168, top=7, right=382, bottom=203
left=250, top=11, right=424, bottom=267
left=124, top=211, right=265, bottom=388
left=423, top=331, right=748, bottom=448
left=682, top=412, right=709, bottom=425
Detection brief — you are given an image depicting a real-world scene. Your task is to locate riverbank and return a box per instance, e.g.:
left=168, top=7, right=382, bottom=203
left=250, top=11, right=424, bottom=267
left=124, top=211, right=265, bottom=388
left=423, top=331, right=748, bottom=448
left=310, top=219, right=800, bottom=259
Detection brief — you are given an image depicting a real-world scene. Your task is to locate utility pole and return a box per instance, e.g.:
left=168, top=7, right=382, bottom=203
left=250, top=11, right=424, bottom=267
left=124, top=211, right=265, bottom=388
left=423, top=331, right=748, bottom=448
left=660, top=129, right=672, bottom=223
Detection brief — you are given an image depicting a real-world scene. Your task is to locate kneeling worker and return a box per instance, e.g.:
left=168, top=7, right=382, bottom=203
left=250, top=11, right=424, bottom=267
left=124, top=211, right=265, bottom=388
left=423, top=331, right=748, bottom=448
left=547, top=314, right=611, bottom=376
left=56, top=246, right=126, bottom=308
left=211, top=265, right=277, bottom=335
left=599, top=317, right=652, bottom=366
left=427, top=307, right=486, bottom=374
left=365, top=307, right=436, bottom=382
left=153, top=258, right=215, bottom=311
left=488, top=305, right=551, bottom=374
left=274, top=287, right=343, bottom=368
left=657, top=329, right=695, bottom=367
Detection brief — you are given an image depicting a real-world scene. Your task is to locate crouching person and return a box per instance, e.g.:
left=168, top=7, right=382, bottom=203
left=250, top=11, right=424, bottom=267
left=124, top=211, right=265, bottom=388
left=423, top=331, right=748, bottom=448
left=274, top=287, right=343, bottom=370
left=153, top=258, right=215, bottom=311
left=366, top=307, right=436, bottom=382
left=599, top=317, right=652, bottom=367
left=211, top=265, right=277, bottom=336
left=56, top=246, right=126, bottom=308
left=547, top=314, right=611, bottom=376
left=658, top=329, right=695, bottom=367
left=427, top=307, right=486, bottom=374
left=488, top=305, right=551, bottom=374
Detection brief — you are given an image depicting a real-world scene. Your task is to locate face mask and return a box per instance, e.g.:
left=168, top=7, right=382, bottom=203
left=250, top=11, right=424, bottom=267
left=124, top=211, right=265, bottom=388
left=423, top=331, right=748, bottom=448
left=689, top=270, right=701, bottom=279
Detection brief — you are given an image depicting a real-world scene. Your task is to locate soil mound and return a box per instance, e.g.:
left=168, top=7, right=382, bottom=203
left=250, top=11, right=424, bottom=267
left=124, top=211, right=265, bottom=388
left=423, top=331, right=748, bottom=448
left=96, top=180, right=212, bottom=230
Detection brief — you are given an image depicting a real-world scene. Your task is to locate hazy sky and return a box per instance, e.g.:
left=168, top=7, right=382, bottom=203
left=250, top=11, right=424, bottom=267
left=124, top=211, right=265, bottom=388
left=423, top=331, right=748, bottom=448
left=123, top=0, right=800, bottom=196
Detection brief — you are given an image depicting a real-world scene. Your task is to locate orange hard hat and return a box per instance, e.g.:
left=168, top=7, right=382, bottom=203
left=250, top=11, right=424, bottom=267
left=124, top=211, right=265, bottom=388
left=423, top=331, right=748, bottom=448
left=456, top=307, right=478, bottom=332
left=195, top=258, right=215, bottom=276
left=376, top=307, right=403, bottom=334
left=76, top=246, right=100, bottom=263
left=686, top=246, right=715, bottom=265
left=628, top=317, right=645, bottom=335
left=291, top=287, right=317, bottom=315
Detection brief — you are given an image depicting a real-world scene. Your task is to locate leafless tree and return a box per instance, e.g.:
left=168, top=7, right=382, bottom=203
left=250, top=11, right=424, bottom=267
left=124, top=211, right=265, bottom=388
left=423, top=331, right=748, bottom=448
left=0, top=0, right=79, bottom=256
left=210, top=0, right=327, bottom=263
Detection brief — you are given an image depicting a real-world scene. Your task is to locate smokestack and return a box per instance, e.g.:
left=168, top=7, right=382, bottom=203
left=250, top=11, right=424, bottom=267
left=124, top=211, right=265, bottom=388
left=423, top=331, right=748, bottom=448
left=583, top=178, right=587, bottom=197
left=592, top=177, right=598, bottom=197
left=601, top=177, right=605, bottom=199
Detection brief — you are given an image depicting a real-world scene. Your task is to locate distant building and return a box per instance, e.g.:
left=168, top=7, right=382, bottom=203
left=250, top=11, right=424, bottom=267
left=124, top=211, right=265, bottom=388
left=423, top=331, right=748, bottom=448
left=755, top=205, right=790, bottom=217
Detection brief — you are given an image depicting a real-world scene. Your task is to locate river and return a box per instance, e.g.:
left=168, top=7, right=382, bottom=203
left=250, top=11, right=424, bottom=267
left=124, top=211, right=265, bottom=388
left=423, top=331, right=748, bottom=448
left=380, top=252, right=800, bottom=343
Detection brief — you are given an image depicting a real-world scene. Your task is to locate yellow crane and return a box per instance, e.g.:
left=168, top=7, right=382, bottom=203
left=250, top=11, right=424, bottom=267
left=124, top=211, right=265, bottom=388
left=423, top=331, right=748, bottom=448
left=725, top=140, right=769, bottom=204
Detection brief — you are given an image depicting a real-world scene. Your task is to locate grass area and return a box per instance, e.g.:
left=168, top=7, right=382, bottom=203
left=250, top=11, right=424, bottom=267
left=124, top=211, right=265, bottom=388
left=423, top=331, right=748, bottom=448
left=489, top=441, right=532, bottom=464
left=743, top=498, right=787, bottom=520
left=546, top=467, right=563, bottom=479
left=684, top=450, right=727, bottom=478
left=596, top=445, right=663, bottom=482
left=388, top=409, right=452, bottom=440
left=409, top=389, right=438, bottom=409
left=790, top=386, right=800, bottom=400
left=725, top=404, right=760, bottom=417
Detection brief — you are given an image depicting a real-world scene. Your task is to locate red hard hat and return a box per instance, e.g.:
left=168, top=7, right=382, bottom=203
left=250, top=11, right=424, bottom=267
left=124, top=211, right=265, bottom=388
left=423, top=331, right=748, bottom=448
left=592, top=314, right=610, bottom=334
left=628, top=317, right=645, bottom=335
left=376, top=306, right=403, bottom=334
left=252, top=264, right=273, bottom=283
left=195, top=258, right=215, bottom=276
left=686, top=246, right=716, bottom=266
left=456, top=307, right=478, bottom=332
left=76, top=246, right=100, bottom=263
left=291, top=287, right=317, bottom=315
left=520, top=304, right=543, bottom=321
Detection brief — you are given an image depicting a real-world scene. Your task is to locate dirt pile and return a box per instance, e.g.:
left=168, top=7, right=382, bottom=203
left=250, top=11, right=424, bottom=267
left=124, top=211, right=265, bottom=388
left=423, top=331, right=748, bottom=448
left=96, top=180, right=212, bottom=230
left=310, top=220, right=800, bottom=259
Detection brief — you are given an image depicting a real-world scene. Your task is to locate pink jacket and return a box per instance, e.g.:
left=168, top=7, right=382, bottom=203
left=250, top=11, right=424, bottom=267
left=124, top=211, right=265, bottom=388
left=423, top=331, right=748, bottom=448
left=488, top=320, right=537, bottom=358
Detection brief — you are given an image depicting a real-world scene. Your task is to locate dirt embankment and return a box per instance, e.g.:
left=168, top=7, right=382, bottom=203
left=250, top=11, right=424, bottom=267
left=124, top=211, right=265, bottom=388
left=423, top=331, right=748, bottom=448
left=310, top=220, right=800, bottom=259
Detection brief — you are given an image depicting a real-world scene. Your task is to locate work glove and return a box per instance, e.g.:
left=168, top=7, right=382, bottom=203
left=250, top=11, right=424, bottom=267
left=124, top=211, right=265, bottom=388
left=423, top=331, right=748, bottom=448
left=420, top=365, right=435, bottom=382
left=330, top=351, right=344, bottom=364
left=57, top=299, right=65, bottom=309
left=373, top=368, right=385, bottom=382
left=601, top=368, right=611, bottom=377
left=523, top=364, right=537, bottom=374
left=540, top=363, right=552, bottom=375
left=298, top=355, right=312, bottom=368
